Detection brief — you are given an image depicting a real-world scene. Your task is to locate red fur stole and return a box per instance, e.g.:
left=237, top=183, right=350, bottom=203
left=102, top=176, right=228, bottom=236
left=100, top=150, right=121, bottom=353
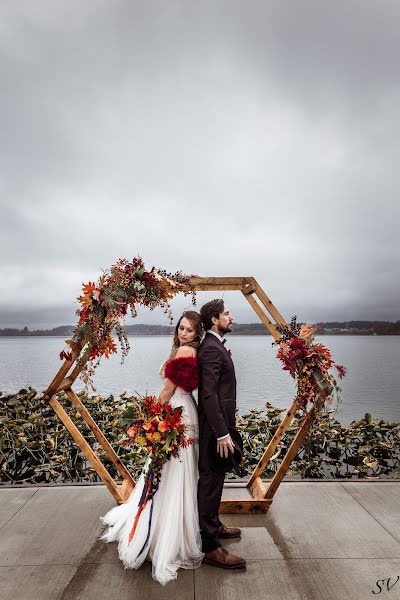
left=164, top=356, right=199, bottom=392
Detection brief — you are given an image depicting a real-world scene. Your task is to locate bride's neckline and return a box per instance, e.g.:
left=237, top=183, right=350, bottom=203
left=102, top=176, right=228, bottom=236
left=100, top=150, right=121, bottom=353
left=159, top=348, right=197, bottom=378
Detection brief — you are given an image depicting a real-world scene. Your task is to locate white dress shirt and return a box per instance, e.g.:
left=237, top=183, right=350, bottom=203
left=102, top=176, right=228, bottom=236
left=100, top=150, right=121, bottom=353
left=206, top=330, right=230, bottom=441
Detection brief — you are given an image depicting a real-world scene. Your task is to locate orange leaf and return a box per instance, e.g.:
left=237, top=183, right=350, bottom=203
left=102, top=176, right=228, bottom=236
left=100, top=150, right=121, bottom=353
left=108, top=338, right=117, bottom=353
left=82, top=281, right=97, bottom=296
left=77, top=294, right=93, bottom=308
left=103, top=337, right=117, bottom=359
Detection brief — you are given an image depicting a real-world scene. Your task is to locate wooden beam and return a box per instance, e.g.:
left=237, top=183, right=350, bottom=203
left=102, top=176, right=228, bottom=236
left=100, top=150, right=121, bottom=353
left=249, top=476, right=267, bottom=500
left=192, top=284, right=254, bottom=291
left=57, top=377, right=74, bottom=392
left=65, top=348, right=91, bottom=385
left=49, top=395, right=124, bottom=503
left=118, top=478, right=135, bottom=503
left=241, top=283, right=256, bottom=295
left=65, top=388, right=136, bottom=489
left=253, top=280, right=286, bottom=326
left=43, top=350, right=78, bottom=400
left=219, top=499, right=271, bottom=514
left=189, top=276, right=256, bottom=287
left=242, top=292, right=281, bottom=339
left=264, top=398, right=323, bottom=501
left=46, top=347, right=90, bottom=397
left=248, top=398, right=300, bottom=487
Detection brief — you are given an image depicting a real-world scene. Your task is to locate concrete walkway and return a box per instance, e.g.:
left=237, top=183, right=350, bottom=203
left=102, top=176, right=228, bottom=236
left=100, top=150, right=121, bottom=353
left=1, top=481, right=399, bottom=600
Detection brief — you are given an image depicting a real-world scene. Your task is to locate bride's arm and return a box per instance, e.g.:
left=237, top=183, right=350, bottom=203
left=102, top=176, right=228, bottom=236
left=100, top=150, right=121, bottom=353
left=158, top=346, right=196, bottom=403
left=158, top=378, right=176, bottom=403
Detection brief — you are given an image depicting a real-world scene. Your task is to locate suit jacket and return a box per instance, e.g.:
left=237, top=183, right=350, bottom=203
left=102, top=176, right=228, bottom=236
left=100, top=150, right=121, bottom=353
left=197, top=332, right=237, bottom=439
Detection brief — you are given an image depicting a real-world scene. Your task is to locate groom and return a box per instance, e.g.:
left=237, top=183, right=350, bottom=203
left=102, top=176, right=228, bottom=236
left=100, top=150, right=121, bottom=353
left=197, top=299, right=246, bottom=569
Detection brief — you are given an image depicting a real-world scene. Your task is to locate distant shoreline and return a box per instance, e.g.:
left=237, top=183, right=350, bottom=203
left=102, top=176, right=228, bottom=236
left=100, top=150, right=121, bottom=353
left=1, top=331, right=400, bottom=337
left=0, top=333, right=398, bottom=337
left=0, top=320, right=399, bottom=337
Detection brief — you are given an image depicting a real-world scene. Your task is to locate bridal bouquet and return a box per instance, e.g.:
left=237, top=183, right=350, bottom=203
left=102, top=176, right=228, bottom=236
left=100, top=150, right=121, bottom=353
left=122, top=394, right=193, bottom=552
left=273, top=316, right=347, bottom=410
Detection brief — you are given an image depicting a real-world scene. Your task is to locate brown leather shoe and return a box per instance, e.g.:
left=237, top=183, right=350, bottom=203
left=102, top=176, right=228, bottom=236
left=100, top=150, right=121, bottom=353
left=217, top=524, right=242, bottom=539
left=203, top=546, right=246, bottom=569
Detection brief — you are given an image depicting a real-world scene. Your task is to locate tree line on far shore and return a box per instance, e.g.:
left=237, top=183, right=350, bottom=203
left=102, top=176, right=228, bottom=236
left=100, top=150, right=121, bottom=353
left=0, top=320, right=399, bottom=336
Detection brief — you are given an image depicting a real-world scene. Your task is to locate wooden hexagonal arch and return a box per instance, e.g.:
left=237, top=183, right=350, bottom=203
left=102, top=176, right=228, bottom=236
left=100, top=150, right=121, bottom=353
left=43, top=277, right=321, bottom=513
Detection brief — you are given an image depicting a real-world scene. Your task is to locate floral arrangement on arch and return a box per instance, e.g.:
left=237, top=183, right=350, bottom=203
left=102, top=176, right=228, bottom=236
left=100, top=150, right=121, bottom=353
left=59, top=256, right=196, bottom=388
left=273, top=316, right=347, bottom=411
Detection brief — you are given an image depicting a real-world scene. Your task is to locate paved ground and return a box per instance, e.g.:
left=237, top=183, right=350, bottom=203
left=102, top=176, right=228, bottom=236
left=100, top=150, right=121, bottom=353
left=1, top=481, right=400, bottom=600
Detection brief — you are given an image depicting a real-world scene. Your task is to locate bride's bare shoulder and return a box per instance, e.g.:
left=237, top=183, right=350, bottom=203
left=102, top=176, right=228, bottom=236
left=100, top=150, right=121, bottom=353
left=175, top=345, right=197, bottom=358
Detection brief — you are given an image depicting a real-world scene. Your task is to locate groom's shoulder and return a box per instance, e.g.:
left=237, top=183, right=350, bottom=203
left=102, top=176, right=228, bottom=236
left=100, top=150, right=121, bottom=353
left=199, top=333, right=222, bottom=355
left=200, top=332, right=218, bottom=345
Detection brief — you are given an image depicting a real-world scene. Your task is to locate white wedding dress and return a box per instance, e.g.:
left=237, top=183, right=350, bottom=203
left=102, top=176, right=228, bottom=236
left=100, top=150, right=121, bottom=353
left=99, top=365, right=204, bottom=586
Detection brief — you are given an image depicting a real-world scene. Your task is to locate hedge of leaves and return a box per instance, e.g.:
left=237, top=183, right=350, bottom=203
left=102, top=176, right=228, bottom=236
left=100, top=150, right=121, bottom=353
left=1, top=388, right=399, bottom=484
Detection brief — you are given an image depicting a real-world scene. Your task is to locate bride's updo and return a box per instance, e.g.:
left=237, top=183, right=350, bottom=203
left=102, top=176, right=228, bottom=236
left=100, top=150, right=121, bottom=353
left=167, top=310, right=203, bottom=361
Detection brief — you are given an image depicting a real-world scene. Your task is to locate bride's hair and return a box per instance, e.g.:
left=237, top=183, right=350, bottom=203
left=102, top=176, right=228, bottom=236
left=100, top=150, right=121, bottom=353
left=166, top=310, right=203, bottom=362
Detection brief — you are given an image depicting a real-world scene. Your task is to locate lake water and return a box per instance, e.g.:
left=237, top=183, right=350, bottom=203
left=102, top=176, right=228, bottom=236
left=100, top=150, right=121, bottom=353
left=0, top=335, right=399, bottom=426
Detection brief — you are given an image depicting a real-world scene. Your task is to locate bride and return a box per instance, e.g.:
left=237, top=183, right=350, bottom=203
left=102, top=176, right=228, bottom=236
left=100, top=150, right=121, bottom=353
left=100, top=310, right=205, bottom=585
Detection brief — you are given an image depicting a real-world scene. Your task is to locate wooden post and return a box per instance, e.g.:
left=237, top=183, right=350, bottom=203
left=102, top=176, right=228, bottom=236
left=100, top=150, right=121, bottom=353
left=247, top=398, right=301, bottom=488
left=253, top=281, right=287, bottom=327
left=42, top=349, right=135, bottom=504
left=42, top=350, right=78, bottom=401
left=49, top=395, right=125, bottom=503
left=65, top=388, right=135, bottom=490
left=241, top=289, right=281, bottom=339
left=264, top=398, right=323, bottom=501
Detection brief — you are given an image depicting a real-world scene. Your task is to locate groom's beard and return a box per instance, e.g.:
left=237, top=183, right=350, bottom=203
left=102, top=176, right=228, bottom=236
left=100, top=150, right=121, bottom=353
left=219, top=324, right=233, bottom=336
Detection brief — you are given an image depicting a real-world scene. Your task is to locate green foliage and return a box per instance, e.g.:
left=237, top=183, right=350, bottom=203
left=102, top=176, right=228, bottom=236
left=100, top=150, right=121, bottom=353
left=1, top=389, right=399, bottom=484
left=229, top=404, right=400, bottom=480
left=0, top=388, right=146, bottom=484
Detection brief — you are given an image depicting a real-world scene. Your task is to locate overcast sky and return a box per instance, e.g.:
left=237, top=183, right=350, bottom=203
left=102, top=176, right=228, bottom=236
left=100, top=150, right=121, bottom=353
left=0, top=0, right=399, bottom=329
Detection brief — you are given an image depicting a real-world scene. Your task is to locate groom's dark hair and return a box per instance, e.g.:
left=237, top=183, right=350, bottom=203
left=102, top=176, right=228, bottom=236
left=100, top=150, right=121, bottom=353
left=200, top=298, right=224, bottom=331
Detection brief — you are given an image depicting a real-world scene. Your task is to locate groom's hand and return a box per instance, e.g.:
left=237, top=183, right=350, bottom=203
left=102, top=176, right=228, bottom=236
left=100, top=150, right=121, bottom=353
left=217, top=435, right=235, bottom=458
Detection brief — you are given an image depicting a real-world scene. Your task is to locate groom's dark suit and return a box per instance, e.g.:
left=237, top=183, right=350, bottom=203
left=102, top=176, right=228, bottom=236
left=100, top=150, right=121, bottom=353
left=197, top=331, right=237, bottom=553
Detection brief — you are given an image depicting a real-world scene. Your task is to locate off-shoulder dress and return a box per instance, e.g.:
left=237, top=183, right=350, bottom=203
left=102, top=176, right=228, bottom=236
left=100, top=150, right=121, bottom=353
left=99, top=354, right=204, bottom=586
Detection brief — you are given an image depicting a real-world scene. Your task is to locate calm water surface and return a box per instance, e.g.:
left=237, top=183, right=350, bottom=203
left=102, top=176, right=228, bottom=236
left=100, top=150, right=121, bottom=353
left=0, top=335, right=399, bottom=426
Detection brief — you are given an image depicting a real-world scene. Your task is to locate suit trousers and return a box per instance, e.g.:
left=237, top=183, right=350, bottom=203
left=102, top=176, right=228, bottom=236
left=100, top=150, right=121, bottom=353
left=197, top=436, right=225, bottom=553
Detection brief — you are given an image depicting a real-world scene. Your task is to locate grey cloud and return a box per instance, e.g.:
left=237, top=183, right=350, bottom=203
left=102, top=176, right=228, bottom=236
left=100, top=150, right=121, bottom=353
left=0, top=0, right=399, bottom=328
